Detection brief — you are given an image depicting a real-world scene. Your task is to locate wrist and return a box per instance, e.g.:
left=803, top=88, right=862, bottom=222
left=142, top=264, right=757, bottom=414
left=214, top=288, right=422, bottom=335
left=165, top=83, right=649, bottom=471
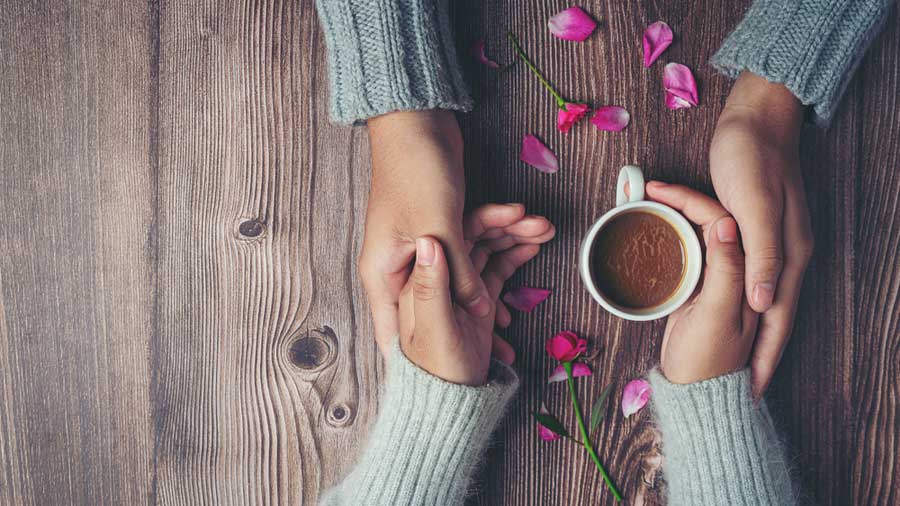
left=719, top=72, right=804, bottom=147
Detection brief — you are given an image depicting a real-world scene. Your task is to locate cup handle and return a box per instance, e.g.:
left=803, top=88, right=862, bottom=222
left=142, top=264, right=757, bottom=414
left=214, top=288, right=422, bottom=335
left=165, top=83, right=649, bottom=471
left=616, top=165, right=645, bottom=206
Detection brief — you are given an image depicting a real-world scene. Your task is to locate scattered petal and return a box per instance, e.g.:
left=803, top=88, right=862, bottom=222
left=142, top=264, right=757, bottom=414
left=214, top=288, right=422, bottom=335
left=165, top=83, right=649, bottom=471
left=548, top=6, right=597, bottom=41
left=557, top=102, right=591, bottom=133
left=663, top=63, right=699, bottom=109
left=545, top=330, right=588, bottom=362
left=548, top=362, right=592, bottom=383
left=591, top=106, right=630, bottom=131
left=503, top=287, right=552, bottom=312
left=535, top=403, right=564, bottom=440
left=471, top=39, right=500, bottom=69
left=642, top=21, right=673, bottom=67
left=520, top=135, right=559, bottom=173
left=622, top=379, right=652, bottom=418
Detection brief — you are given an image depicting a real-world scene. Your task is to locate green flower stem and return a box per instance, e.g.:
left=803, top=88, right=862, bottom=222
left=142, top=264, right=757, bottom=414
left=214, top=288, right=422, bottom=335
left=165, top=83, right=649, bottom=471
left=507, top=32, right=567, bottom=109
left=564, top=361, right=623, bottom=502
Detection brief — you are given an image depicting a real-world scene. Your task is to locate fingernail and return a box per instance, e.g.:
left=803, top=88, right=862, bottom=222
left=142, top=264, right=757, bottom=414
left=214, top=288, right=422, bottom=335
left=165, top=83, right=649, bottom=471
left=716, top=218, right=738, bottom=243
left=416, top=238, right=434, bottom=266
left=646, top=180, right=665, bottom=188
left=752, top=282, right=775, bottom=309
left=466, top=295, right=492, bottom=317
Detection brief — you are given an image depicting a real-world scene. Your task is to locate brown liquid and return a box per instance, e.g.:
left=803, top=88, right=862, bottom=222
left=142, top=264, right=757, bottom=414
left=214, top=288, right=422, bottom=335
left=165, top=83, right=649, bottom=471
left=591, top=211, right=685, bottom=309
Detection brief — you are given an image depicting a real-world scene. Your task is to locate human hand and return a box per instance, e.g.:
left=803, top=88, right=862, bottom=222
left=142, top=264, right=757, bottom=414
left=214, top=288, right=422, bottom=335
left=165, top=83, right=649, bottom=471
left=710, top=72, right=814, bottom=396
left=646, top=182, right=759, bottom=384
left=397, top=216, right=547, bottom=385
left=360, top=109, right=556, bottom=360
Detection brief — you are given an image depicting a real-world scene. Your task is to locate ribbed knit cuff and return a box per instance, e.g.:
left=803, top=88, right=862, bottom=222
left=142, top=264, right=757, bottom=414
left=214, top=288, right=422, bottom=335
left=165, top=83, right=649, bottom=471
left=315, top=0, right=474, bottom=125
left=320, top=342, right=518, bottom=505
left=711, top=0, right=892, bottom=126
left=648, top=368, right=797, bottom=506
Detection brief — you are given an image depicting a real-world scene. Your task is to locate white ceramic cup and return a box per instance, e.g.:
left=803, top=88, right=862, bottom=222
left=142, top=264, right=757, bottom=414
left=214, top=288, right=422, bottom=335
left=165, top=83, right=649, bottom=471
left=578, top=165, right=703, bottom=321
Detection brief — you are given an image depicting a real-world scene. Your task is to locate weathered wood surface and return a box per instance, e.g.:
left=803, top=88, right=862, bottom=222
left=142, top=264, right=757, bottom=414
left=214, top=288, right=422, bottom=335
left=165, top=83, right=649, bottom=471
left=0, top=1, right=896, bottom=505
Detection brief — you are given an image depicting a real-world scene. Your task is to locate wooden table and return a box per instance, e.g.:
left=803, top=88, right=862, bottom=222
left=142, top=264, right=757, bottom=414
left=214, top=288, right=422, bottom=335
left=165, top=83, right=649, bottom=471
left=1, top=1, right=897, bottom=505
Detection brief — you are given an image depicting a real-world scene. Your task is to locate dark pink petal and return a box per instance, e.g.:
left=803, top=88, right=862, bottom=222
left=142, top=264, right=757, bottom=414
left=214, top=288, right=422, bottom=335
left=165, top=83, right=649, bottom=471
left=545, top=330, right=588, bottom=362
left=471, top=39, right=500, bottom=69
left=663, top=63, right=699, bottom=109
left=591, top=106, right=630, bottom=131
left=520, top=135, right=559, bottom=174
left=537, top=403, right=562, bottom=441
left=642, top=21, right=673, bottom=67
left=503, top=287, right=551, bottom=312
left=557, top=102, right=591, bottom=133
left=622, top=379, right=652, bottom=418
left=548, top=362, right=592, bottom=383
left=548, top=7, right=596, bottom=42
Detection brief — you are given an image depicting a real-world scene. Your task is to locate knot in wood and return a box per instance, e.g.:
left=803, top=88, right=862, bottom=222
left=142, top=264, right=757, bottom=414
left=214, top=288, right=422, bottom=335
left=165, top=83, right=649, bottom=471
left=289, top=326, right=337, bottom=372
left=238, top=219, right=265, bottom=238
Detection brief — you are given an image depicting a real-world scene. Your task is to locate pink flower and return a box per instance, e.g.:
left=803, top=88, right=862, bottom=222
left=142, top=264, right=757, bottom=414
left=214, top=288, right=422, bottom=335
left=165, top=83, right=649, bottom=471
left=548, top=362, right=592, bottom=383
left=545, top=330, right=588, bottom=362
left=663, top=63, right=699, bottom=109
left=557, top=102, right=591, bottom=133
left=471, top=39, right=500, bottom=69
left=622, top=379, right=652, bottom=418
left=642, top=21, right=673, bottom=67
left=503, top=286, right=552, bottom=310
left=590, top=106, right=630, bottom=131
left=537, top=403, right=561, bottom=441
left=548, top=6, right=597, bottom=42
left=519, top=137, right=559, bottom=174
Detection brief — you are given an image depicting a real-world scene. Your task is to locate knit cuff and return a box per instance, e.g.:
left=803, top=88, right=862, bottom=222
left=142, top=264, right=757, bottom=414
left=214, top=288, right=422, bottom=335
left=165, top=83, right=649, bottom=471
left=315, top=0, right=474, bottom=125
left=711, top=0, right=891, bottom=126
left=320, top=342, right=518, bottom=505
left=647, top=368, right=796, bottom=506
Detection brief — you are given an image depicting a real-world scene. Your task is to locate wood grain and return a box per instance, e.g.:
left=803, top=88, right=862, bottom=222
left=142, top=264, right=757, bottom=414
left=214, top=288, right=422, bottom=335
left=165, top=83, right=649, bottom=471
left=0, top=1, right=156, bottom=505
left=0, top=0, right=897, bottom=505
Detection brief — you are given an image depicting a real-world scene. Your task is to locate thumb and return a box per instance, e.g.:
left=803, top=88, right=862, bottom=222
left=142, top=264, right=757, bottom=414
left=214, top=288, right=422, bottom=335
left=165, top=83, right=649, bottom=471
left=412, top=237, right=457, bottom=338
left=695, top=217, right=746, bottom=317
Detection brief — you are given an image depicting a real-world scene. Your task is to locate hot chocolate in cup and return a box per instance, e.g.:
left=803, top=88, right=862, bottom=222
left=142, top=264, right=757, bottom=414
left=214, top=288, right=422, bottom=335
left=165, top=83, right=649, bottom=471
left=579, top=166, right=702, bottom=321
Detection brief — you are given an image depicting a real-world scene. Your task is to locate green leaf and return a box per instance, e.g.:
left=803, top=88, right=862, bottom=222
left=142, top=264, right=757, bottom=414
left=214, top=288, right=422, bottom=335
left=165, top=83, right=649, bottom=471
left=589, top=382, right=615, bottom=434
left=532, top=411, right=570, bottom=439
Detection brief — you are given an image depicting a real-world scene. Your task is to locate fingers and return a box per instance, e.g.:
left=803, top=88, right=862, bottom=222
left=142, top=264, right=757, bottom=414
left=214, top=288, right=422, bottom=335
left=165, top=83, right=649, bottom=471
left=646, top=181, right=730, bottom=233
left=749, top=179, right=813, bottom=397
left=495, top=301, right=512, bottom=328
left=411, top=237, right=458, bottom=340
left=492, top=333, right=516, bottom=365
left=482, top=244, right=541, bottom=300
left=694, top=217, right=746, bottom=318
left=731, top=190, right=785, bottom=313
left=445, top=236, right=493, bottom=317
left=463, top=203, right=526, bottom=239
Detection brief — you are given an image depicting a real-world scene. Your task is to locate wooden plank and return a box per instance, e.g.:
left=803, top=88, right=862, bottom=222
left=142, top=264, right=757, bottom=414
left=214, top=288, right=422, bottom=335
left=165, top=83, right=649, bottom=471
left=0, top=1, right=156, bottom=505
left=152, top=0, right=377, bottom=503
left=852, top=4, right=900, bottom=505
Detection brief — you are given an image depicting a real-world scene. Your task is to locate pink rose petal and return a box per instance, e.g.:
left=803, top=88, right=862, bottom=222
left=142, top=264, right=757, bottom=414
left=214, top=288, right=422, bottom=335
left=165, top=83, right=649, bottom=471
left=471, top=39, right=500, bottom=69
left=663, top=63, right=699, bottom=109
left=520, top=135, right=559, bottom=174
left=590, top=106, right=630, bottom=131
left=548, top=6, right=597, bottom=42
left=622, top=379, right=652, bottom=418
left=537, top=403, right=561, bottom=441
left=557, top=102, right=591, bottom=133
left=503, top=287, right=551, bottom=312
left=548, top=362, right=592, bottom=383
left=642, top=21, right=673, bottom=67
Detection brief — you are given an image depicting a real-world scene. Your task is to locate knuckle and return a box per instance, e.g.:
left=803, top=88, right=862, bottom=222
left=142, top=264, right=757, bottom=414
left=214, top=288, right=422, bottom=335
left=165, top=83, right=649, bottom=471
left=453, top=275, right=484, bottom=302
left=413, top=279, right=441, bottom=302
left=794, top=234, right=815, bottom=264
left=749, top=246, right=784, bottom=277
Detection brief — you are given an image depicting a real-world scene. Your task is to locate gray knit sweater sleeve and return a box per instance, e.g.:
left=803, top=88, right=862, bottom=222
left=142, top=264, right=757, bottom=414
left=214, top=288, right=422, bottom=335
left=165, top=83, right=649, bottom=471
left=712, top=0, right=895, bottom=125
left=315, top=0, right=473, bottom=124
left=648, top=368, right=797, bottom=506
left=319, top=342, right=518, bottom=505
